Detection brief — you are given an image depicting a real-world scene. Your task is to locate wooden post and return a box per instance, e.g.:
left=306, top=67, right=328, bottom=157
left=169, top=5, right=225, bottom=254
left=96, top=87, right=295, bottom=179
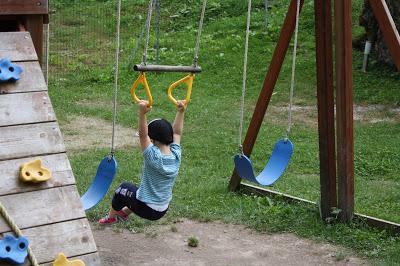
left=314, top=0, right=337, bottom=219
left=0, top=0, right=48, bottom=65
left=369, top=0, right=400, bottom=71
left=334, top=0, right=354, bottom=222
left=228, top=0, right=305, bottom=191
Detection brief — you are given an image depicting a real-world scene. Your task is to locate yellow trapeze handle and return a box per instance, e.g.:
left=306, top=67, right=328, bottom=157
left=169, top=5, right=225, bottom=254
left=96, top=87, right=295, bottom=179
left=167, top=74, right=194, bottom=106
left=130, top=72, right=153, bottom=106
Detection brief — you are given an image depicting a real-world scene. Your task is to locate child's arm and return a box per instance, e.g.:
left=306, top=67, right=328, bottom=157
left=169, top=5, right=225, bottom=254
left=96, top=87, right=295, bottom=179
left=172, top=100, right=186, bottom=145
left=138, top=100, right=152, bottom=151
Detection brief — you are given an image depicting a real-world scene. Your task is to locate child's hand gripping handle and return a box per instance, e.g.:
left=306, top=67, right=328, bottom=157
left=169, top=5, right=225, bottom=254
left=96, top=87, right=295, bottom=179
left=167, top=73, right=194, bottom=107
left=130, top=72, right=153, bottom=107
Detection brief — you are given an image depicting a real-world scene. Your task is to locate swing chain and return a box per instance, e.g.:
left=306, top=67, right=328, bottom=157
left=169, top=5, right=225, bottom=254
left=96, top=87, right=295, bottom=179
left=110, top=0, right=121, bottom=156
left=286, top=0, right=301, bottom=139
left=193, top=0, right=207, bottom=67
left=142, top=0, right=154, bottom=65
left=238, top=0, right=252, bottom=151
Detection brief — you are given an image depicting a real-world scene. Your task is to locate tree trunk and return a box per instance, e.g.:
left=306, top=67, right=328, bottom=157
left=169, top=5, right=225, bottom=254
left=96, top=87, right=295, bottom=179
left=359, top=0, right=400, bottom=68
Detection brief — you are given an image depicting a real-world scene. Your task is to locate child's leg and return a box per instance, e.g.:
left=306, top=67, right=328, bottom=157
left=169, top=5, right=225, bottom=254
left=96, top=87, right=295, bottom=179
left=111, top=182, right=138, bottom=215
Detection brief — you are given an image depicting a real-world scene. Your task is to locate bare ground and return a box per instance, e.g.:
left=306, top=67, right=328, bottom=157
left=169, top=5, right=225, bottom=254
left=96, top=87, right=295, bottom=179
left=58, top=108, right=392, bottom=265
left=93, top=219, right=366, bottom=266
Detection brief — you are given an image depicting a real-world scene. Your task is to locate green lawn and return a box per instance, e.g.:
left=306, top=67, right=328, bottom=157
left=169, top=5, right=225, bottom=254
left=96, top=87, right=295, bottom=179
left=49, top=0, right=400, bottom=264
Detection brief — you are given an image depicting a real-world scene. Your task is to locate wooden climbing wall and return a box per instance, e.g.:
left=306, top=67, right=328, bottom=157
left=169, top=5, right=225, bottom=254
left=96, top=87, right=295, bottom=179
left=0, top=32, right=100, bottom=265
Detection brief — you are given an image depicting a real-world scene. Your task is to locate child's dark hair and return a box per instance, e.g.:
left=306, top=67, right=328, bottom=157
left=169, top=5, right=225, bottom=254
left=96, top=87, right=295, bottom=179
left=148, top=118, right=173, bottom=145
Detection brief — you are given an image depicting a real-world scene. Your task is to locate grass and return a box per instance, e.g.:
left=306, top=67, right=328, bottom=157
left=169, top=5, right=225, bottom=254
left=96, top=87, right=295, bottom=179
left=49, top=0, right=400, bottom=264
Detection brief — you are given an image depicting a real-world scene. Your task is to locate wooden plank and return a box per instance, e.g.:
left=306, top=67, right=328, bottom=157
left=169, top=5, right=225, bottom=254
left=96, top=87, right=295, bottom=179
left=314, top=0, right=337, bottom=219
left=0, top=219, right=98, bottom=265
left=25, top=15, right=44, bottom=64
left=0, top=0, right=49, bottom=15
left=0, top=122, right=65, bottom=161
left=0, top=91, right=55, bottom=127
left=369, top=0, right=400, bottom=71
left=0, top=153, right=75, bottom=196
left=228, top=0, right=305, bottom=191
left=0, top=32, right=37, bottom=61
left=334, top=0, right=354, bottom=222
left=0, top=61, right=47, bottom=94
left=41, top=253, right=101, bottom=266
left=240, top=183, right=400, bottom=235
left=0, top=186, right=85, bottom=233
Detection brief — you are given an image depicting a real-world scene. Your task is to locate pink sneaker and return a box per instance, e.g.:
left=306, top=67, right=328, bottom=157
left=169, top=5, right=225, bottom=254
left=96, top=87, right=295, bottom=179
left=98, top=215, right=118, bottom=225
left=98, top=210, right=128, bottom=225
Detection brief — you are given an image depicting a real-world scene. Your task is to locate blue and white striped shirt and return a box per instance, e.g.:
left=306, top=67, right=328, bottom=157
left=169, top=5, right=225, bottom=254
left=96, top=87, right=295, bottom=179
left=136, top=143, right=181, bottom=210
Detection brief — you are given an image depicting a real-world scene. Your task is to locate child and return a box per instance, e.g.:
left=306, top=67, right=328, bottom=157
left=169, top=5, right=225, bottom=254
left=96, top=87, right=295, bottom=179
left=98, top=99, right=186, bottom=225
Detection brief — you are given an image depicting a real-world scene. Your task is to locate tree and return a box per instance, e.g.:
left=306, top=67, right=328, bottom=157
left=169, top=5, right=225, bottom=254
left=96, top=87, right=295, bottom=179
left=359, top=0, right=400, bottom=68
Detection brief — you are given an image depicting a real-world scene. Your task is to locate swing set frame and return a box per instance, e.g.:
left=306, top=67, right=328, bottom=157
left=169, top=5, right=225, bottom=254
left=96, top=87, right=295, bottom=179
left=228, top=0, right=400, bottom=234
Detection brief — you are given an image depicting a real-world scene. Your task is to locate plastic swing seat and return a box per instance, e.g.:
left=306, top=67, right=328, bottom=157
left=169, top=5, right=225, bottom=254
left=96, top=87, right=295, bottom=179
left=80, top=156, right=117, bottom=210
left=234, top=139, right=293, bottom=186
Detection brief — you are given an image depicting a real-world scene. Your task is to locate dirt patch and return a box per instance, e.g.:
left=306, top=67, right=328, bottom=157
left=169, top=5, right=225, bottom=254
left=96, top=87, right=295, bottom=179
left=60, top=115, right=138, bottom=152
left=267, top=104, right=399, bottom=127
left=93, top=219, right=366, bottom=266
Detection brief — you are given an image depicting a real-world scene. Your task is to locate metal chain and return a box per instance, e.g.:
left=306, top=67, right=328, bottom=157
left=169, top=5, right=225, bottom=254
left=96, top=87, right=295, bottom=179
left=111, top=0, right=121, bottom=156
left=264, top=0, right=269, bottom=28
left=286, top=0, right=301, bottom=139
left=193, top=0, right=207, bottom=67
left=154, top=0, right=161, bottom=64
left=0, top=202, right=39, bottom=266
left=142, top=0, right=154, bottom=65
left=238, top=0, right=252, bottom=154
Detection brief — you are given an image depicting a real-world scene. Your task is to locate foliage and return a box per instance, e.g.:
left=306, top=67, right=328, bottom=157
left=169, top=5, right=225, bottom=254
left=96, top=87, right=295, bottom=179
left=49, top=0, right=400, bottom=264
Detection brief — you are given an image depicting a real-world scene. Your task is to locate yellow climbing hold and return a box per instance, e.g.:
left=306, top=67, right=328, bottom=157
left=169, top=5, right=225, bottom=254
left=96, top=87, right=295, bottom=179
left=19, top=159, right=52, bottom=183
left=53, top=253, right=85, bottom=266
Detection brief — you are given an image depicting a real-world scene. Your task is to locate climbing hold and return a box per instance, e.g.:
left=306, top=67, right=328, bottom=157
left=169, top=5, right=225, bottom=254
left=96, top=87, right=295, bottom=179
left=53, top=253, right=85, bottom=266
left=0, top=235, right=29, bottom=264
left=20, top=159, right=52, bottom=183
left=0, top=58, right=23, bottom=82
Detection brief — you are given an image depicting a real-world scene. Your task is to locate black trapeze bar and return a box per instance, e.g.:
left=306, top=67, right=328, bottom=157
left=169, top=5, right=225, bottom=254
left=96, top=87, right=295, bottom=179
left=133, top=64, right=202, bottom=73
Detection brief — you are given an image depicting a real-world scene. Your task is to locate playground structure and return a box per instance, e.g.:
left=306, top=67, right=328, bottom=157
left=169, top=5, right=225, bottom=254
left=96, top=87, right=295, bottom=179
left=229, top=0, right=400, bottom=233
left=0, top=1, right=100, bottom=264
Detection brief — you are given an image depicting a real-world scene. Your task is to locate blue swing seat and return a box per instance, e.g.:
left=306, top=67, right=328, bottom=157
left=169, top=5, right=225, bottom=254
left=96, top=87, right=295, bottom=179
left=234, top=139, right=293, bottom=186
left=81, top=156, right=117, bottom=210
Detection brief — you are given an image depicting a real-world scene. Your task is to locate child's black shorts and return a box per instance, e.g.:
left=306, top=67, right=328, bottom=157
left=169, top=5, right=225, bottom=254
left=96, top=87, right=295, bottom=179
left=112, top=182, right=167, bottom=221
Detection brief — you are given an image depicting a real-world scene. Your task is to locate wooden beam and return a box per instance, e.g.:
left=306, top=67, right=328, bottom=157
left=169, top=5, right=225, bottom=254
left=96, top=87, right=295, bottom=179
left=228, top=0, right=305, bottom=191
left=24, top=15, right=44, bottom=65
left=239, top=183, right=400, bottom=235
left=369, top=0, right=400, bottom=71
left=0, top=32, right=37, bottom=62
left=0, top=61, right=47, bottom=94
left=0, top=219, right=97, bottom=265
left=0, top=122, right=65, bottom=161
left=314, top=0, right=337, bottom=219
left=334, top=0, right=354, bottom=222
left=0, top=91, right=56, bottom=127
left=0, top=0, right=49, bottom=15
left=0, top=153, right=75, bottom=196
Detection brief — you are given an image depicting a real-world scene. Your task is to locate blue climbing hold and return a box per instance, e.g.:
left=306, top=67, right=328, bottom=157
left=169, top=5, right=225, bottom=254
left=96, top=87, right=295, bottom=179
left=0, top=58, right=23, bottom=82
left=0, top=235, right=29, bottom=264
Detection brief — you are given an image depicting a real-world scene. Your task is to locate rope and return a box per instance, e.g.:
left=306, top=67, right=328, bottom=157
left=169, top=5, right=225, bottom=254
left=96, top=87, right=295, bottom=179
left=264, top=0, right=269, bottom=28
left=142, top=0, right=154, bottom=65
left=154, top=0, right=161, bottom=64
left=0, top=202, right=39, bottom=266
left=193, top=0, right=207, bottom=67
left=111, top=0, right=121, bottom=155
left=238, top=0, right=252, bottom=154
left=286, top=0, right=301, bottom=139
